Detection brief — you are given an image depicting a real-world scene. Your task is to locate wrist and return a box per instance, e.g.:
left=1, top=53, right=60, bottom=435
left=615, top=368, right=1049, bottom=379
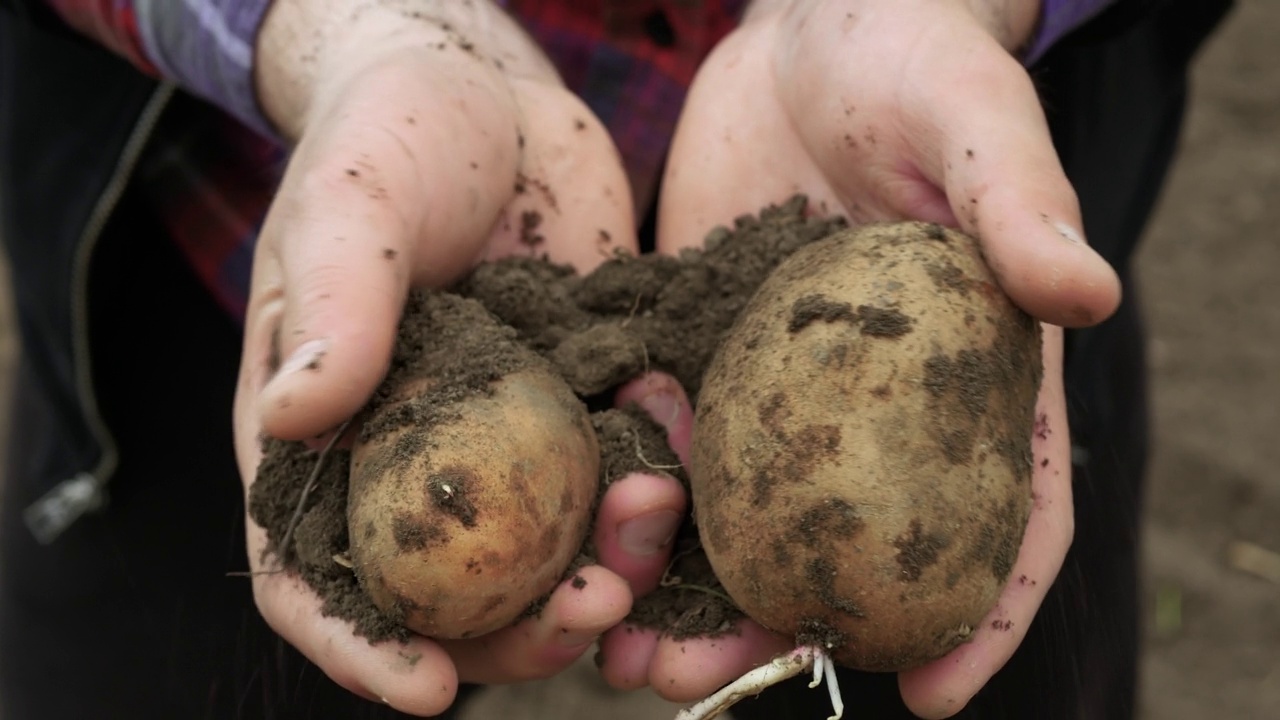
left=254, top=0, right=551, bottom=143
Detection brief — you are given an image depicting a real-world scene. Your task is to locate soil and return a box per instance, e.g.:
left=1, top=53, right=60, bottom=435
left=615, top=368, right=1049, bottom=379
left=247, top=196, right=848, bottom=644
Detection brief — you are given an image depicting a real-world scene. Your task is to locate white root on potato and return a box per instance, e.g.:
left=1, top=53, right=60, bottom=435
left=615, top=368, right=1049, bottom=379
left=673, top=645, right=844, bottom=720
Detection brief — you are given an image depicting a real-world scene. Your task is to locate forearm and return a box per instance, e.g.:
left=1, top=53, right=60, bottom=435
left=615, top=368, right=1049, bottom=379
left=255, top=0, right=555, bottom=142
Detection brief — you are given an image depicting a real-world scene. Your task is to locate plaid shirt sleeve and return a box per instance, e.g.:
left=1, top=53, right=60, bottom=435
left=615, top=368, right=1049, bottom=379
left=1023, top=0, right=1120, bottom=64
left=45, top=0, right=278, bottom=141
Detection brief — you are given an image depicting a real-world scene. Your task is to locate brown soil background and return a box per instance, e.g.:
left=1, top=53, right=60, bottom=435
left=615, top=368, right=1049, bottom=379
left=0, top=2, right=1274, bottom=717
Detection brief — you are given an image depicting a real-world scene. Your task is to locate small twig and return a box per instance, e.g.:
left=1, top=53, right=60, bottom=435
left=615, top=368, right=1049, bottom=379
left=633, top=431, right=682, bottom=471
left=658, top=543, right=704, bottom=587
left=276, top=419, right=352, bottom=569
left=621, top=293, right=644, bottom=328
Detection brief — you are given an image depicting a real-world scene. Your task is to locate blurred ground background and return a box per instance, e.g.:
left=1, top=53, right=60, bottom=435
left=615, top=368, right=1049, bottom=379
left=0, top=1, right=1275, bottom=718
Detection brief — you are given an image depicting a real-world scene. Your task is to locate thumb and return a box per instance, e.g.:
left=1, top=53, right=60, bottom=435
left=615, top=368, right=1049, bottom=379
left=909, top=41, right=1122, bottom=327
left=249, top=69, right=520, bottom=441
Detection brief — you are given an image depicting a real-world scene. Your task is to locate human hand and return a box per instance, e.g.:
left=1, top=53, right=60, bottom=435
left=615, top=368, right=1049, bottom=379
left=232, top=1, right=685, bottom=714
left=598, top=0, right=1117, bottom=716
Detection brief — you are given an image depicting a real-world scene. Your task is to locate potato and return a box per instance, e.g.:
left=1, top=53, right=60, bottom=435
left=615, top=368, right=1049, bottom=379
left=689, top=222, right=1042, bottom=671
left=346, top=295, right=600, bottom=640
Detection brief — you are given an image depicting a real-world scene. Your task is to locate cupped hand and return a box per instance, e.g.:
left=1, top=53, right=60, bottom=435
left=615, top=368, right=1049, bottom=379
left=602, top=0, right=1111, bottom=716
left=232, top=1, right=684, bottom=715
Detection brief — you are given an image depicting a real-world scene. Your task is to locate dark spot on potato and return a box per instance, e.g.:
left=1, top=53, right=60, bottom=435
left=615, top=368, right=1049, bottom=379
left=871, top=383, right=892, bottom=399
left=480, top=594, right=508, bottom=614
left=391, top=513, right=444, bottom=552
left=387, top=427, right=426, bottom=476
left=990, top=498, right=1024, bottom=581
left=571, top=575, right=588, bottom=589
left=702, top=511, right=730, bottom=557
left=383, top=247, right=397, bottom=260
left=798, top=498, right=864, bottom=548
left=893, top=519, right=950, bottom=582
left=805, top=557, right=864, bottom=617
left=792, top=424, right=842, bottom=459
left=925, top=224, right=948, bottom=242
left=856, top=305, right=913, bottom=338
left=771, top=538, right=793, bottom=565
left=428, top=468, right=478, bottom=527
left=927, top=260, right=970, bottom=295
left=465, top=558, right=482, bottom=575
left=788, top=294, right=855, bottom=333
left=796, top=617, right=849, bottom=652
left=757, top=392, right=791, bottom=437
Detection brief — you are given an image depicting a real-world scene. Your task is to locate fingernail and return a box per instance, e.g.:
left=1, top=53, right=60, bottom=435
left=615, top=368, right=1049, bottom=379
left=638, top=389, right=681, bottom=429
left=618, top=509, right=681, bottom=557
left=276, top=338, right=331, bottom=377
left=559, top=628, right=601, bottom=647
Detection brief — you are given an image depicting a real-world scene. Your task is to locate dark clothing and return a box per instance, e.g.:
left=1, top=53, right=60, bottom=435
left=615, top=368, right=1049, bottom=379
left=0, top=0, right=1232, bottom=718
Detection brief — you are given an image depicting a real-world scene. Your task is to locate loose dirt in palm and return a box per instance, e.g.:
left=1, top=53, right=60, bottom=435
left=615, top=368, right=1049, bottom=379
left=247, top=196, right=849, bottom=643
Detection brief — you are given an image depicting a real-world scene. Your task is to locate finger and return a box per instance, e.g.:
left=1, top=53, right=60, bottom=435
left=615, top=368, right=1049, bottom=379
left=592, top=472, right=686, bottom=596
left=439, top=565, right=633, bottom=684
left=255, top=58, right=522, bottom=441
left=898, top=325, right=1073, bottom=718
left=597, top=623, right=662, bottom=690
left=647, top=620, right=794, bottom=702
left=899, top=36, right=1122, bottom=328
left=234, top=334, right=461, bottom=716
left=657, top=23, right=842, bottom=254
left=251, top=553, right=461, bottom=714
left=613, top=371, right=695, bottom=467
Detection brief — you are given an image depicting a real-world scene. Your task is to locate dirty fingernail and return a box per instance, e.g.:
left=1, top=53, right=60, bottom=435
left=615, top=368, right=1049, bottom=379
left=276, top=338, right=331, bottom=377
left=618, top=510, right=681, bottom=557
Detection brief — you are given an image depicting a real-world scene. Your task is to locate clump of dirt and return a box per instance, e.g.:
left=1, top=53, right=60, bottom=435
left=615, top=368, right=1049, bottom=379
left=247, top=196, right=847, bottom=645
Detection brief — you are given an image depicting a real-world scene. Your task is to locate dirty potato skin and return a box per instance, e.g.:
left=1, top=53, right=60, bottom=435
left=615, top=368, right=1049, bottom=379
left=690, top=222, right=1042, bottom=671
left=347, top=365, right=600, bottom=641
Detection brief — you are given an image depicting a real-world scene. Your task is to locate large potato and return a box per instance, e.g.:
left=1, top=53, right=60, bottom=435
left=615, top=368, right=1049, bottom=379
left=690, top=222, right=1042, bottom=671
left=347, top=297, right=600, bottom=640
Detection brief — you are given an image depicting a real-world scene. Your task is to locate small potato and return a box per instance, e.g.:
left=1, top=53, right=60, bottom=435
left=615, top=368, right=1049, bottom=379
left=347, top=296, right=600, bottom=640
left=690, top=222, right=1042, bottom=671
